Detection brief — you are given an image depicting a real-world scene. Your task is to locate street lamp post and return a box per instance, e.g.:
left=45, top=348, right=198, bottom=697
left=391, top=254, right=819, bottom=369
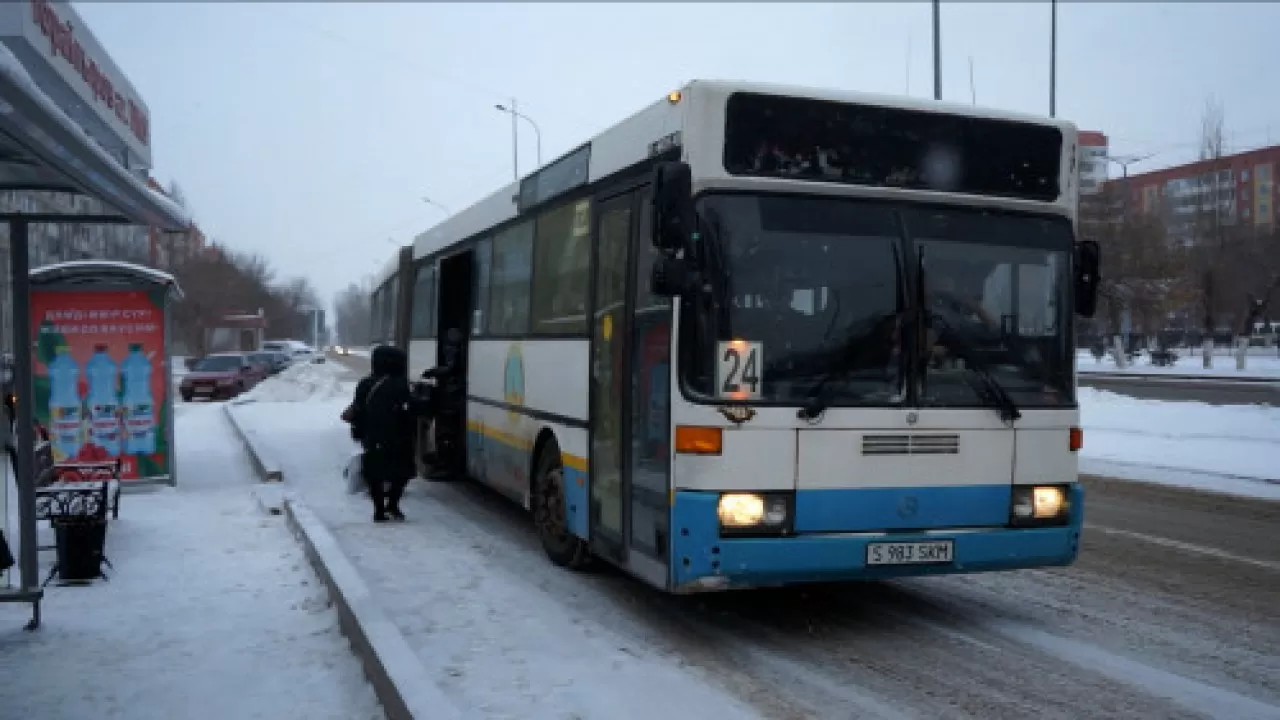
left=1049, top=0, right=1057, bottom=117
left=932, top=0, right=942, bottom=101
left=495, top=100, right=543, bottom=179
left=422, top=196, right=450, bottom=216
left=297, top=304, right=320, bottom=349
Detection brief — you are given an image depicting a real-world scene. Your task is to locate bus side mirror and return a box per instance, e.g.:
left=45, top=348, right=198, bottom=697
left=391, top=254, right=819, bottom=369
left=652, top=161, right=693, bottom=252
left=650, top=255, right=691, bottom=298
left=1074, top=240, right=1100, bottom=318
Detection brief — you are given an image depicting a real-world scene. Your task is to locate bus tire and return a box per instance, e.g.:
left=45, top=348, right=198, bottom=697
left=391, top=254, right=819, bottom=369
left=532, top=441, right=591, bottom=570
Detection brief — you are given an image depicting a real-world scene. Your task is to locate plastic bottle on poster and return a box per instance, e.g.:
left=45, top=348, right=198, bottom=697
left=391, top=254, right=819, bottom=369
left=85, top=344, right=122, bottom=456
left=121, top=343, right=156, bottom=455
left=47, top=346, right=83, bottom=459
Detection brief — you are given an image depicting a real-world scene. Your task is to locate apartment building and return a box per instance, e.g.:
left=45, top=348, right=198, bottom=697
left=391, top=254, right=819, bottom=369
left=1113, top=144, right=1280, bottom=242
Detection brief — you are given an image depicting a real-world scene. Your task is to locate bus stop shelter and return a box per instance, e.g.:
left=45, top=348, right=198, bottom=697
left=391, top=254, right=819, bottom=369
left=0, top=47, right=189, bottom=630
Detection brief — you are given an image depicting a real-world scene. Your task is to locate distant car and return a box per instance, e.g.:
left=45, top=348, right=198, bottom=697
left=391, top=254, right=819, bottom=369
left=263, top=339, right=325, bottom=365
left=332, top=345, right=350, bottom=356
left=247, top=351, right=288, bottom=377
left=179, top=353, right=262, bottom=401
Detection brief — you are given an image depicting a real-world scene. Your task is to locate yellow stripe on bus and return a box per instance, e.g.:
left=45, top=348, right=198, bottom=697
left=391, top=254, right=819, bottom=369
left=465, top=419, right=588, bottom=475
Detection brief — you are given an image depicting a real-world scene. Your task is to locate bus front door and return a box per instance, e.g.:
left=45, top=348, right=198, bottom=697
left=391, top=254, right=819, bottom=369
left=590, top=184, right=671, bottom=587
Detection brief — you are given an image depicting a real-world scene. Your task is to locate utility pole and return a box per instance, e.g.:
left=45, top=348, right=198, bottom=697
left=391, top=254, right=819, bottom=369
left=932, top=0, right=942, bottom=101
left=509, top=97, right=519, bottom=180
left=1049, top=0, right=1058, bottom=117
left=968, top=56, right=976, bottom=105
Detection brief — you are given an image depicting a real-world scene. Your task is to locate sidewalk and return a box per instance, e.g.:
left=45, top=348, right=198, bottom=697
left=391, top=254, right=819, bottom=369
left=228, top=367, right=760, bottom=719
left=0, top=403, right=382, bottom=720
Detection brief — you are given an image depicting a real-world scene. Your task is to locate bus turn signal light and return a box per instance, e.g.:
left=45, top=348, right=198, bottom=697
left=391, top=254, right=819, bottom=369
left=1069, top=427, right=1083, bottom=452
left=675, top=425, right=722, bottom=455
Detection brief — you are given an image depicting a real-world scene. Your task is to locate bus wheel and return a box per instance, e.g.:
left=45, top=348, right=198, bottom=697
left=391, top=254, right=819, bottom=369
left=533, top=445, right=591, bottom=570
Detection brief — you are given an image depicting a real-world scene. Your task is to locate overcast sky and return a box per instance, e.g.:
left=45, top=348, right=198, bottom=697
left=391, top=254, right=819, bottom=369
left=76, top=2, right=1280, bottom=311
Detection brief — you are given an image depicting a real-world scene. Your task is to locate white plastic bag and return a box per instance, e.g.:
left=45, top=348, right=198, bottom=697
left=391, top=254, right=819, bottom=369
left=344, top=452, right=365, bottom=495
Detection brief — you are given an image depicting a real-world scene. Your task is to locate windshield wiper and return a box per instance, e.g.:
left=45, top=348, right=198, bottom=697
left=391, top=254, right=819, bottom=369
left=928, top=311, right=1021, bottom=425
left=916, top=247, right=1019, bottom=425
left=797, top=291, right=846, bottom=422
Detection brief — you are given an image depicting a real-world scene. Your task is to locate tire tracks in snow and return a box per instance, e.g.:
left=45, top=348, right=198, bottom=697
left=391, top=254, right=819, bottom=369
left=398, top=478, right=1280, bottom=719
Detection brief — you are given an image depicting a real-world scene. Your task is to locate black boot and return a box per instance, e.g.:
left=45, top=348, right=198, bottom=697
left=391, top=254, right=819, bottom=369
left=373, top=511, right=389, bottom=523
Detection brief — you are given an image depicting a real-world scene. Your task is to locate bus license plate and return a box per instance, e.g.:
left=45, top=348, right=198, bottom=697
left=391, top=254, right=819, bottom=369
left=866, top=540, right=954, bottom=566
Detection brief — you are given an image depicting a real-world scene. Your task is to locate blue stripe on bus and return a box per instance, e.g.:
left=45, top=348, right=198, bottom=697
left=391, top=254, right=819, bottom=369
left=670, top=485, right=1084, bottom=590
left=793, top=484, right=1013, bottom=533
left=465, top=427, right=590, bottom=541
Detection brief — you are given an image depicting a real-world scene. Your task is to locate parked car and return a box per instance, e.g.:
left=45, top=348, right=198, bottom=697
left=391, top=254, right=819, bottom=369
left=179, top=353, right=263, bottom=401
left=248, top=351, right=289, bottom=376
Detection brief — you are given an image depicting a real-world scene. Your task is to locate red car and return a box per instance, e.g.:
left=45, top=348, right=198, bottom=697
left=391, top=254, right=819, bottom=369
left=179, top=353, right=265, bottom=402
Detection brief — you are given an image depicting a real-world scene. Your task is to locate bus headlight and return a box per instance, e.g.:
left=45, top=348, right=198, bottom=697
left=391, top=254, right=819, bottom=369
left=717, top=492, right=792, bottom=536
left=1010, top=485, right=1071, bottom=526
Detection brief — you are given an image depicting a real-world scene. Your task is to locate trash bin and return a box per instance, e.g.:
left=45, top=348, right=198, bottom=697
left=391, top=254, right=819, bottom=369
left=52, top=517, right=107, bottom=582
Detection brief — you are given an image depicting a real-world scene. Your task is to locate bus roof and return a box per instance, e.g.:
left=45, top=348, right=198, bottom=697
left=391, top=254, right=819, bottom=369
left=371, top=247, right=404, bottom=289
left=406, top=79, right=1077, bottom=263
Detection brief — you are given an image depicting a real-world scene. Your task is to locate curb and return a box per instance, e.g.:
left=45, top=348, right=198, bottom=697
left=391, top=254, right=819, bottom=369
left=1079, top=372, right=1279, bottom=385
left=222, top=403, right=284, bottom=482
left=283, top=497, right=463, bottom=720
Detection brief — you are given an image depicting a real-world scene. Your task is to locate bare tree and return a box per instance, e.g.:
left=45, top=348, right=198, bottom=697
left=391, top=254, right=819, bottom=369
left=170, top=242, right=327, bottom=353
left=333, top=283, right=372, bottom=347
left=1186, top=98, right=1236, bottom=366
left=1081, top=182, right=1183, bottom=349
left=1224, top=226, right=1280, bottom=338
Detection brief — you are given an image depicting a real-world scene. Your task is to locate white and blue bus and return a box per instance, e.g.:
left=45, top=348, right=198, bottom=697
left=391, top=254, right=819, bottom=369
left=376, top=79, right=1101, bottom=592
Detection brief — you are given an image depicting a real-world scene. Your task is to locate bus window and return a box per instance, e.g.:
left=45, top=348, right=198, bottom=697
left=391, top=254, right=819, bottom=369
left=489, top=222, right=533, bottom=335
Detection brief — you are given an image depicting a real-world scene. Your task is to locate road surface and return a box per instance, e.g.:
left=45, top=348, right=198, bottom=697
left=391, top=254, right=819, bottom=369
left=328, top=349, right=1280, bottom=718
left=1079, top=374, right=1279, bottom=407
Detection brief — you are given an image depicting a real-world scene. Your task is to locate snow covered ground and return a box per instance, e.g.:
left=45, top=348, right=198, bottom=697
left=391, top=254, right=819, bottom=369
left=0, top=403, right=382, bottom=720
left=221, top=357, right=1280, bottom=719
left=1079, top=387, right=1280, bottom=500
left=1077, top=348, right=1280, bottom=378
left=229, top=368, right=763, bottom=719
left=230, top=360, right=347, bottom=405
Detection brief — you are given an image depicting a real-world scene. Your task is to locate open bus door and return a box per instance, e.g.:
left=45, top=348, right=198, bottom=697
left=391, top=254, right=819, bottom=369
left=589, top=183, right=673, bottom=587
left=432, top=250, right=476, bottom=477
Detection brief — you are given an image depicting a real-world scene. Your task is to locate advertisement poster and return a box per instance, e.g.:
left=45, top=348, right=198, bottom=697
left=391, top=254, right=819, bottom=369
left=29, top=288, right=169, bottom=482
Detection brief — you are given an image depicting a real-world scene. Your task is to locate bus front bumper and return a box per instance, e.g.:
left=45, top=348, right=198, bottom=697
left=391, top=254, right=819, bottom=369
left=669, top=488, right=1083, bottom=591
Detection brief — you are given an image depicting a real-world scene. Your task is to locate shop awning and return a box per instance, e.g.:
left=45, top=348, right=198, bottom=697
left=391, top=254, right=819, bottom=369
left=0, top=46, right=188, bottom=231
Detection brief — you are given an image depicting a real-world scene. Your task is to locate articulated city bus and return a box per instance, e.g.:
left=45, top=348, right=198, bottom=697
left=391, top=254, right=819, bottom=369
left=376, top=79, right=1101, bottom=592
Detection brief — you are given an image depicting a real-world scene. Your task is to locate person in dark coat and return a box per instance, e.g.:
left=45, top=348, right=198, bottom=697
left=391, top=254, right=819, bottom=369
left=421, top=328, right=465, bottom=478
left=346, top=345, right=425, bottom=522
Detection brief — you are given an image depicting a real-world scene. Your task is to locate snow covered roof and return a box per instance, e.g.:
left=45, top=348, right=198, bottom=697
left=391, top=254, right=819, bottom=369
left=0, top=44, right=189, bottom=231
left=29, top=260, right=184, bottom=300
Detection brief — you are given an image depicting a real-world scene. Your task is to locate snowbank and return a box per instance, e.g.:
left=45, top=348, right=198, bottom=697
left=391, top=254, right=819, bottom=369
left=1079, top=387, right=1280, bottom=500
left=0, top=403, right=382, bottom=719
left=231, top=360, right=348, bottom=405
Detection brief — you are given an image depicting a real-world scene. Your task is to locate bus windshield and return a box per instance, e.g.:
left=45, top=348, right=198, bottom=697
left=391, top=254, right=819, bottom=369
left=681, top=194, right=1074, bottom=409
